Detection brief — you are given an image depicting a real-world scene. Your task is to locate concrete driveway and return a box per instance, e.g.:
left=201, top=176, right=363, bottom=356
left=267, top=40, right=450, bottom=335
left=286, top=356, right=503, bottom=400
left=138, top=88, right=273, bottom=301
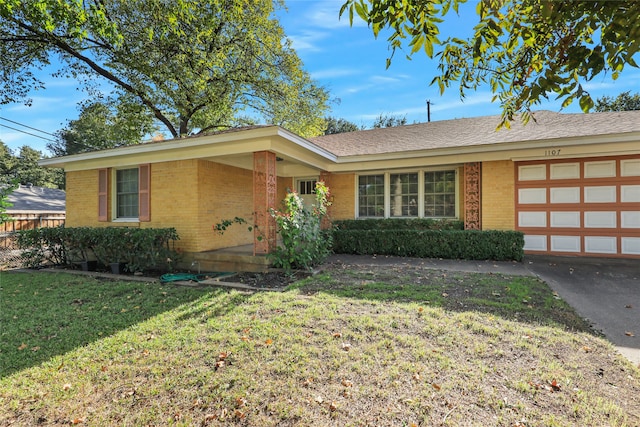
left=524, top=255, right=640, bottom=366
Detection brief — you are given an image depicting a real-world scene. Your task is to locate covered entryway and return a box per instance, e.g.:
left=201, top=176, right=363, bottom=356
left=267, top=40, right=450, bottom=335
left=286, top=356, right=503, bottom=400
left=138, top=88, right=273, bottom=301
left=515, top=155, right=640, bottom=258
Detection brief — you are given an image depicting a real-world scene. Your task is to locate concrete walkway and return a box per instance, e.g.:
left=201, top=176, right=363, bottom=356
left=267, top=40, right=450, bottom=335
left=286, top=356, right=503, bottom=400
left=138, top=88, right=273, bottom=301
left=326, top=254, right=640, bottom=366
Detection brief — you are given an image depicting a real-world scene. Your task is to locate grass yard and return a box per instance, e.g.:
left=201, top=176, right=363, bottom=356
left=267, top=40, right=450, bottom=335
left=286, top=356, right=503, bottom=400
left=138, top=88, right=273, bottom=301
left=1, top=266, right=639, bottom=426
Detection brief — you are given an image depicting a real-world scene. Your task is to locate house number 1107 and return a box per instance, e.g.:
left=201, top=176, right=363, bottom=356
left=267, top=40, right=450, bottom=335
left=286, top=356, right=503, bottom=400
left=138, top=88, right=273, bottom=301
left=545, top=149, right=561, bottom=156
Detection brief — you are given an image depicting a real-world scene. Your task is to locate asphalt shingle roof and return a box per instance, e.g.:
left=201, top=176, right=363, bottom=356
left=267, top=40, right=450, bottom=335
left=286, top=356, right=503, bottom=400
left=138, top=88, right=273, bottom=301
left=309, top=110, right=640, bottom=157
left=6, top=185, right=65, bottom=212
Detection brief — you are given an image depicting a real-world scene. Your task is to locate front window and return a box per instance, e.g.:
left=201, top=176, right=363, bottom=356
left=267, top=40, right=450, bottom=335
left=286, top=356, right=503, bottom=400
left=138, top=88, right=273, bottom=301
left=356, top=169, right=458, bottom=219
left=116, top=168, right=139, bottom=218
left=390, top=173, right=418, bottom=217
left=358, top=175, right=385, bottom=217
left=424, top=170, right=456, bottom=217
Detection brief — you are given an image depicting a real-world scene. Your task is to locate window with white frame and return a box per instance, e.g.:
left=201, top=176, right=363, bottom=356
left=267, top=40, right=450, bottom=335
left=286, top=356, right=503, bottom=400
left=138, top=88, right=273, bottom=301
left=424, top=170, right=456, bottom=218
left=356, top=169, right=458, bottom=219
left=116, top=168, right=139, bottom=218
left=390, top=173, right=419, bottom=217
left=358, top=174, right=385, bottom=217
left=298, top=179, right=317, bottom=195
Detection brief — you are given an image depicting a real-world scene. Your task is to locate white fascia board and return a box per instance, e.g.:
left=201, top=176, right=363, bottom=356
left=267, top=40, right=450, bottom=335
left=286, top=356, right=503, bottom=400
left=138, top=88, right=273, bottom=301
left=39, top=126, right=336, bottom=169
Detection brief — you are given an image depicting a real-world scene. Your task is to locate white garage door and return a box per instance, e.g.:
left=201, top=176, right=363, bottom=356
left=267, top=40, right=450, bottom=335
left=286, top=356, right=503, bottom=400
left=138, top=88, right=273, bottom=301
left=515, top=155, right=640, bottom=258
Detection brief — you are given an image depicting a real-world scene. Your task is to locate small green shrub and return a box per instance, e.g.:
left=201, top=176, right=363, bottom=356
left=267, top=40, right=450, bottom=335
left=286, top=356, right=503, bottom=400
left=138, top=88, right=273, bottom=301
left=333, top=218, right=464, bottom=231
left=332, top=229, right=524, bottom=261
left=269, top=182, right=333, bottom=273
left=16, top=226, right=180, bottom=272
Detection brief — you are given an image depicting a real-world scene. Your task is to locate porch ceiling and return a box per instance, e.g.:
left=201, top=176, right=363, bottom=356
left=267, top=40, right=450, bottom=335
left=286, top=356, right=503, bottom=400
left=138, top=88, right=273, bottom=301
left=208, top=153, right=322, bottom=178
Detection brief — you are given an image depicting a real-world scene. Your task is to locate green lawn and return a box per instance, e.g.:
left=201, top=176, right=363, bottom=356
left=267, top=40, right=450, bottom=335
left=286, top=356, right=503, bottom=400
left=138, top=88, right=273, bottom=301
left=1, top=268, right=639, bottom=426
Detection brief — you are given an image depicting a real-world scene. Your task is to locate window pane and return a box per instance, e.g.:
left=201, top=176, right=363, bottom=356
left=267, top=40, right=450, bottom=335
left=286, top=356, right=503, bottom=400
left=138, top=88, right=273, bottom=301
left=358, top=175, right=384, bottom=217
left=116, top=168, right=139, bottom=218
left=390, top=173, right=418, bottom=217
left=424, top=169, right=456, bottom=218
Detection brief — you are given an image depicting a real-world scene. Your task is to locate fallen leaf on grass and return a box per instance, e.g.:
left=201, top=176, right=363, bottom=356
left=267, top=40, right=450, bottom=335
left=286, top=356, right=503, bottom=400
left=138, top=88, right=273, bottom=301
left=264, top=338, right=273, bottom=345
left=333, top=332, right=342, bottom=338
left=549, top=379, right=561, bottom=392
left=234, top=409, right=246, bottom=420
left=63, top=383, right=72, bottom=391
left=432, top=383, right=441, bottom=391
left=582, top=346, right=592, bottom=353
left=18, top=343, right=28, bottom=351
left=315, top=395, right=324, bottom=404
left=625, top=331, right=635, bottom=337
left=341, top=379, right=353, bottom=387
left=341, top=342, right=351, bottom=351
left=235, top=396, right=247, bottom=407
left=412, top=373, right=421, bottom=381
left=329, top=401, right=338, bottom=412
left=72, top=417, right=84, bottom=424
left=31, top=346, right=40, bottom=352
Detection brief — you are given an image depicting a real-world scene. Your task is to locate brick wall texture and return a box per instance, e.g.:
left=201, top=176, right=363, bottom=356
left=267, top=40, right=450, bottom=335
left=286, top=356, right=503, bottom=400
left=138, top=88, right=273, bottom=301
left=481, top=160, right=515, bottom=230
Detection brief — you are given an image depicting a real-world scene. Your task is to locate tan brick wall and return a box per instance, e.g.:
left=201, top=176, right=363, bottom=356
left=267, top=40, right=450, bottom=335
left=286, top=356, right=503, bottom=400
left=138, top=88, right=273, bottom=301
left=143, top=160, right=200, bottom=252
left=65, top=170, right=101, bottom=227
left=481, top=160, right=515, bottom=230
left=199, top=161, right=254, bottom=252
left=324, top=173, right=355, bottom=220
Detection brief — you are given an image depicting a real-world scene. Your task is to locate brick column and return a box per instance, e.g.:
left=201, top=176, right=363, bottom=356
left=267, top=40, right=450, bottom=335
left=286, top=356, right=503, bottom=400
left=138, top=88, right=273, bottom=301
left=464, top=162, right=482, bottom=230
left=319, top=171, right=331, bottom=229
left=253, top=151, right=277, bottom=254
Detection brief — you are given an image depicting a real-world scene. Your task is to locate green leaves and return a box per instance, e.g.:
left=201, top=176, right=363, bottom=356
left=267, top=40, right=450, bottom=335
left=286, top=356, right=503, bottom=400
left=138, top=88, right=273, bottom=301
left=2, top=0, right=328, bottom=139
left=342, top=0, right=640, bottom=124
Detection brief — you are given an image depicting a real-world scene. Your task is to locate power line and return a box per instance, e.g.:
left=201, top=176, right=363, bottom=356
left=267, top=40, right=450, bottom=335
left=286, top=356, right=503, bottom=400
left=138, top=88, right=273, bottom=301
left=0, top=123, right=57, bottom=142
left=0, top=116, right=57, bottom=137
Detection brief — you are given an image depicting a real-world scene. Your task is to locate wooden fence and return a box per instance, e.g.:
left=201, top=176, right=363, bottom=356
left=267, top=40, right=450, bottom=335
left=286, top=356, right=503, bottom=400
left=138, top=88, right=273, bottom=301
left=0, top=212, right=66, bottom=249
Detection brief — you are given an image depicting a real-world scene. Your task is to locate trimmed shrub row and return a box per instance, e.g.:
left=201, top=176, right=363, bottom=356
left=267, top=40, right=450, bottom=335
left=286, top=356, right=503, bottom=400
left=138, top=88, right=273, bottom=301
left=333, top=218, right=464, bottom=231
left=332, top=229, right=524, bottom=261
left=16, top=226, right=180, bottom=272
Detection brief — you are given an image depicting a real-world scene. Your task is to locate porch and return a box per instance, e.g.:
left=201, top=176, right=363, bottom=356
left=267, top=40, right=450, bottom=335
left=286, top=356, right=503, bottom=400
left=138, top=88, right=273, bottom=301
left=181, top=244, right=271, bottom=273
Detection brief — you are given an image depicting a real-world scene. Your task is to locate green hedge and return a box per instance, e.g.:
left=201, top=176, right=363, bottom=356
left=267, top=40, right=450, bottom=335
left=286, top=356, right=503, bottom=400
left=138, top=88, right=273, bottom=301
left=332, top=229, right=524, bottom=261
left=16, top=226, right=180, bottom=272
left=333, top=218, right=464, bottom=231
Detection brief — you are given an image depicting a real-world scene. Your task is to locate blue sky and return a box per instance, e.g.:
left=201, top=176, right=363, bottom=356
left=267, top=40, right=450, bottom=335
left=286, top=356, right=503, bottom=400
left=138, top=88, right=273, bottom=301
left=1, top=0, right=639, bottom=155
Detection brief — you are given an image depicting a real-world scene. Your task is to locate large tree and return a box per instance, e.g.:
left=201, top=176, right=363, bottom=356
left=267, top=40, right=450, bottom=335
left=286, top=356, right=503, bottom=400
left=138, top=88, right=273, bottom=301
left=1, top=0, right=329, bottom=138
left=341, top=0, right=640, bottom=126
left=595, top=91, right=640, bottom=112
left=0, top=142, right=64, bottom=189
left=48, top=99, right=158, bottom=156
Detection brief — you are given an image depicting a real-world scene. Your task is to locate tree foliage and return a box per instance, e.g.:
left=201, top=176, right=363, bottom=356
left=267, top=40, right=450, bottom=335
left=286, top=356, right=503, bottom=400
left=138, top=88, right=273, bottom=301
left=372, top=113, right=407, bottom=128
left=340, top=0, right=640, bottom=126
left=595, top=91, right=640, bottom=112
left=0, top=141, right=64, bottom=189
left=1, top=0, right=329, bottom=139
left=49, top=100, right=157, bottom=156
left=323, top=116, right=361, bottom=135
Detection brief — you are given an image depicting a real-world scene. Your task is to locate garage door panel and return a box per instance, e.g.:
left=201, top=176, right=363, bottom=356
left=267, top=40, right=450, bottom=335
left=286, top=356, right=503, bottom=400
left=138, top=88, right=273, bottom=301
left=584, top=186, right=616, bottom=203
left=550, top=187, right=580, bottom=204
left=550, top=235, right=581, bottom=252
left=550, top=211, right=580, bottom=228
left=584, top=236, right=617, bottom=254
left=584, top=211, right=617, bottom=228
left=621, top=185, right=640, bottom=202
left=516, top=155, right=640, bottom=258
left=622, top=237, right=640, bottom=255
left=584, top=160, right=616, bottom=178
left=621, top=159, right=640, bottom=176
left=621, top=211, right=640, bottom=228
left=523, top=235, right=547, bottom=251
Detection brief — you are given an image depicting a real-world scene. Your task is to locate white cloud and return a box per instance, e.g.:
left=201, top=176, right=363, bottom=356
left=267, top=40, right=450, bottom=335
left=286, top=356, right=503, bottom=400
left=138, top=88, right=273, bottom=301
left=307, top=1, right=365, bottom=30
left=311, top=67, right=360, bottom=79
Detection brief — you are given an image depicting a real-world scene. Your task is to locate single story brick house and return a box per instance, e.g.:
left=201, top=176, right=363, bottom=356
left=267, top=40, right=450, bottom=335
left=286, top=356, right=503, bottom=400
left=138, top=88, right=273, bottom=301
left=40, top=110, right=640, bottom=264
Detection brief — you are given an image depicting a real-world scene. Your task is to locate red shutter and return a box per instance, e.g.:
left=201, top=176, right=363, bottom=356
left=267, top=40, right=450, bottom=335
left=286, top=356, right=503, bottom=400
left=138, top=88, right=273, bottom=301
left=139, top=164, right=151, bottom=222
left=98, top=168, right=108, bottom=221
